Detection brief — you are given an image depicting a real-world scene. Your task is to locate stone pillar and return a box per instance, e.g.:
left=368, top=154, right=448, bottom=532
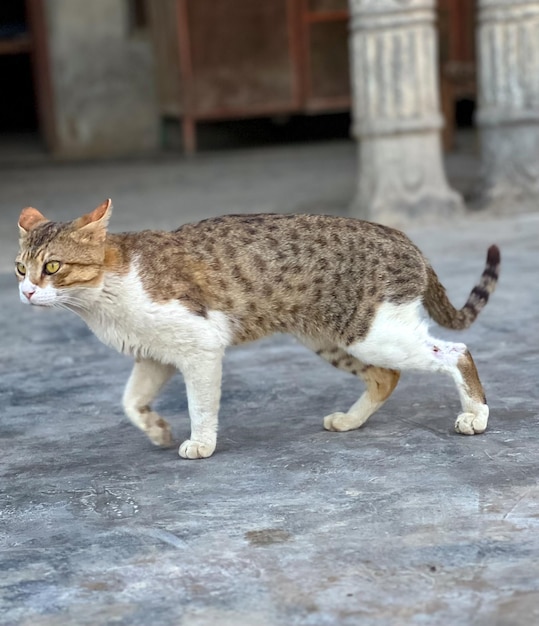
left=44, top=0, right=159, bottom=159
left=476, top=0, right=539, bottom=213
left=348, top=0, right=463, bottom=226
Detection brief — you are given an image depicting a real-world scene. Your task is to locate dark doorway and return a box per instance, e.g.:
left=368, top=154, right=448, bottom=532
left=0, top=0, right=48, bottom=163
left=0, top=55, right=38, bottom=132
left=0, top=1, right=37, bottom=132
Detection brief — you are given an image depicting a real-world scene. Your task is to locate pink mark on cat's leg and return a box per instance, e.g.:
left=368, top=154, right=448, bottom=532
left=177, top=351, right=223, bottom=459
left=429, top=341, right=467, bottom=365
left=122, top=359, right=176, bottom=447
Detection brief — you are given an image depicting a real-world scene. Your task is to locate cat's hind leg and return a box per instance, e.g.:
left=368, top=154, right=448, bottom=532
left=324, top=365, right=400, bottom=432
left=122, top=359, right=176, bottom=447
left=451, top=347, right=489, bottom=435
left=314, top=346, right=400, bottom=432
left=346, top=300, right=489, bottom=435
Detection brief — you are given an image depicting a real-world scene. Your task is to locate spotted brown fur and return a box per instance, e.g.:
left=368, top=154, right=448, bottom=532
left=16, top=211, right=499, bottom=345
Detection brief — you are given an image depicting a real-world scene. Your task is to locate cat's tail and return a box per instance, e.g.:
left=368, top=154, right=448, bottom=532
left=423, top=245, right=500, bottom=330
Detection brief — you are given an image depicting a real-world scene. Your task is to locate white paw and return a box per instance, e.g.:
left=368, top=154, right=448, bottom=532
left=178, top=439, right=216, bottom=459
left=324, top=412, right=356, bottom=432
left=455, top=407, right=489, bottom=435
left=145, top=414, right=173, bottom=447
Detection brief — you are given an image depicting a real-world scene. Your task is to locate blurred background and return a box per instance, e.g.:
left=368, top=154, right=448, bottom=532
left=0, top=0, right=475, bottom=160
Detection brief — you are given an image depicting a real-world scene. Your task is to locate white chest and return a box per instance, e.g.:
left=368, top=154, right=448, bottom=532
left=78, top=267, right=232, bottom=364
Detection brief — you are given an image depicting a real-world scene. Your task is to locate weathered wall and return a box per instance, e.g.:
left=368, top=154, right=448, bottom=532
left=45, top=0, right=159, bottom=158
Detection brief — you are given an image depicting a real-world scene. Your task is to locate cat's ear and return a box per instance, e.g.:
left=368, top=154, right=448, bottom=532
left=18, top=207, right=48, bottom=236
left=76, top=199, right=113, bottom=230
left=73, top=199, right=113, bottom=242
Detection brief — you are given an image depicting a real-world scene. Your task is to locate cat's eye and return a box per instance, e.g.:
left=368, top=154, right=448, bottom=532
left=44, top=260, right=61, bottom=275
left=16, top=262, right=26, bottom=276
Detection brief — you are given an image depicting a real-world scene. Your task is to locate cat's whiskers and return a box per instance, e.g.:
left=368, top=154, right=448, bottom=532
left=52, top=302, right=74, bottom=314
left=53, top=295, right=86, bottom=309
left=57, top=292, right=94, bottom=314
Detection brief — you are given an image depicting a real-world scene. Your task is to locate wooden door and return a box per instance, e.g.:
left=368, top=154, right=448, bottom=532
left=180, top=0, right=300, bottom=118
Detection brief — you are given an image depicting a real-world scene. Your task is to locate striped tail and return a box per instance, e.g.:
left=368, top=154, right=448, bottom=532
left=423, top=245, right=500, bottom=330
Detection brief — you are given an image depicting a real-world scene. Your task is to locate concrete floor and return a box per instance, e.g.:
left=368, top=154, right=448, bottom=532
left=1, top=137, right=539, bottom=625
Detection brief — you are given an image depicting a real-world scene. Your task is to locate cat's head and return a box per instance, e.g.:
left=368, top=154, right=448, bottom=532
left=15, top=199, right=112, bottom=308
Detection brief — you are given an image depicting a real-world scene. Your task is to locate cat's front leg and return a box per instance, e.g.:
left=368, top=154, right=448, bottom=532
left=122, top=359, right=176, bottom=447
left=177, top=349, right=223, bottom=459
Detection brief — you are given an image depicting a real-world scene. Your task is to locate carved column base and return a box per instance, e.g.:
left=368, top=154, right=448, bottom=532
left=351, top=132, right=464, bottom=227
left=476, top=123, right=539, bottom=215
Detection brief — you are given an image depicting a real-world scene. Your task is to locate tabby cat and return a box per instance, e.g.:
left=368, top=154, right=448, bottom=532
left=15, top=200, right=500, bottom=459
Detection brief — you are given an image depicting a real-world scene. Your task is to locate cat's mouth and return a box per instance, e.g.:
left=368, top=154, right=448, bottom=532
left=25, top=298, right=54, bottom=307
left=19, top=282, right=60, bottom=307
left=20, top=291, right=56, bottom=307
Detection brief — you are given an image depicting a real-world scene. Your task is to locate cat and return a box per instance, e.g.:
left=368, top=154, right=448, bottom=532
left=15, top=199, right=500, bottom=459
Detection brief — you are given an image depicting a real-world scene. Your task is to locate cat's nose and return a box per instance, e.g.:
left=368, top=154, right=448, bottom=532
left=23, top=288, right=36, bottom=300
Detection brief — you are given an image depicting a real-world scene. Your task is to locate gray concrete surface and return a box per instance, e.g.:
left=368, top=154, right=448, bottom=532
left=1, top=138, right=539, bottom=625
